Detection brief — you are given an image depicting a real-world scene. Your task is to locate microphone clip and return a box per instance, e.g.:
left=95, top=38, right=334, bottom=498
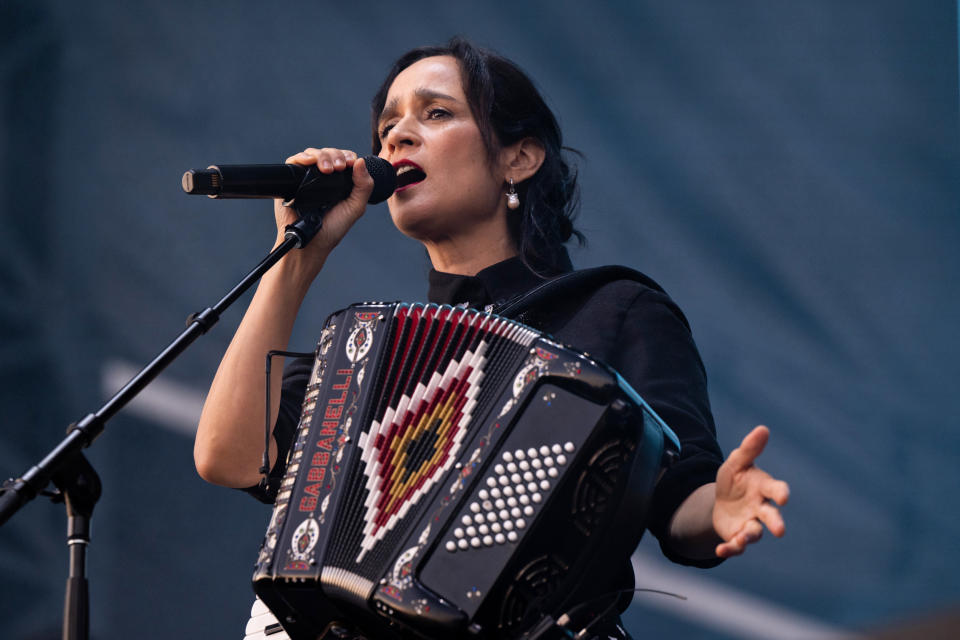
left=284, top=205, right=330, bottom=248
left=281, top=164, right=341, bottom=248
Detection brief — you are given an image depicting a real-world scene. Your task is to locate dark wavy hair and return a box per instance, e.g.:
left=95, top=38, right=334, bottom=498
left=371, top=37, right=584, bottom=275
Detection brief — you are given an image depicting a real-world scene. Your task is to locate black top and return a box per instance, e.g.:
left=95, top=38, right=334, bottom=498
left=252, top=256, right=723, bottom=576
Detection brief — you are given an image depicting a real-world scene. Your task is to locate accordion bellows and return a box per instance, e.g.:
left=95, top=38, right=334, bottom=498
left=253, top=302, right=679, bottom=639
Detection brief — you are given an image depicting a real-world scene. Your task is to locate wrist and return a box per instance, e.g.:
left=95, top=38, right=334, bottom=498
left=259, top=252, right=322, bottom=303
left=268, top=238, right=328, bottom=295
left=665, top=483, right=723, bottom=560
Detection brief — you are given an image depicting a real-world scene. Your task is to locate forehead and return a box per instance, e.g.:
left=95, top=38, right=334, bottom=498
left=385, top=55, right=465, bottom=102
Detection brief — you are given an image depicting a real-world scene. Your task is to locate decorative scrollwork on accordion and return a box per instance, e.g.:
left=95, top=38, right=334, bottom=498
left=252, top=302, right=679, bottom=640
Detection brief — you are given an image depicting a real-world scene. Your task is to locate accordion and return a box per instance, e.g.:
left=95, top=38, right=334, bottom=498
left=253, top=302, right=679, bottom=640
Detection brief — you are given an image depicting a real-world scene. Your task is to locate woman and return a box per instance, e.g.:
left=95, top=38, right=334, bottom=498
left=194, top=38, right=789, bottom=639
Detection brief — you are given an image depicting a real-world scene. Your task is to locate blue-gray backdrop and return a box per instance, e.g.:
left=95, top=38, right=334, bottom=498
left=1, top=1, right=958, bottom=638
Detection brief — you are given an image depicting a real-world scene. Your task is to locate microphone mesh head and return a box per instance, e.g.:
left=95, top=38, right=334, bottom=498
left=363, top=156, right=397, bottom=204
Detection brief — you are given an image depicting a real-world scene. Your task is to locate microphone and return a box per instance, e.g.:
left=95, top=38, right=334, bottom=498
left=181, top=155, right=396, bottom=206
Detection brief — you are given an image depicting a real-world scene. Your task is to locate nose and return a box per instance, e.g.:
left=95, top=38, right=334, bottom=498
left=382, top=116, right=419, bottom=159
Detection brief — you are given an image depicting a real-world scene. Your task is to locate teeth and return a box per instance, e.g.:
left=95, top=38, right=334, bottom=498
left=397, top=165, right=415, bottom=175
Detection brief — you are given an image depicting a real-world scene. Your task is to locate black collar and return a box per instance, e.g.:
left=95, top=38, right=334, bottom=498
left=428, top=255, right=569, bottom=311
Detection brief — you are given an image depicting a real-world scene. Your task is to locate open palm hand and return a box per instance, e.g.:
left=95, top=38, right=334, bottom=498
left=713, top=426, right=790, bottom=558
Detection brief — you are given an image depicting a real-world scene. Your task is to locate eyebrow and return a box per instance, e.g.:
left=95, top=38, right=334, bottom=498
left=378, top=88, right=460, bottom=124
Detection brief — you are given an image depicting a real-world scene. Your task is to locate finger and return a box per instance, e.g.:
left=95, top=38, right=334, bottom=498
left=286, top=148, right=323, bottom=165
left=286, top=152, right=307, bottom=165
left=715, top=539, right=744, bottom=558
left=313, top=148, right=347, bottom=173
left=288, top=148, right=356, bottom=173
left=715, top=519, right=763, bottom=558
left=725, top=425, right=770, bottom=471
left=346, top=157, right=375, bottom=201
left=762, top=477, right=790, bottom=506
left=757, top=502, right=786, bottom=537
left=715, top=528, right=749, bottom=558
left=330, top=151, right=349, bottom=171
left=742, top=517, right=763, bottom=541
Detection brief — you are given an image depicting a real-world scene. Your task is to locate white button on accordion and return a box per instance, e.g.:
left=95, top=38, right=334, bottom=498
left=249, top=302, right=679, bottom=639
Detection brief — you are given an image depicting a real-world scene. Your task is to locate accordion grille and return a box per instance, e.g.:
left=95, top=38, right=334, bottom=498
left=320, top=304, right=536, bottom=585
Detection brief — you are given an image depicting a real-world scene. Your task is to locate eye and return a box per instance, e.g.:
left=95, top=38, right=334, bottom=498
left=379, top=123, right=395, bottom=139
left=427, top=107, right=450, bottom=120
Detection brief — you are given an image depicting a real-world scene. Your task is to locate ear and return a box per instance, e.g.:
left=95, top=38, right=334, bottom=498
left=500, top=137, right=546, bottom=183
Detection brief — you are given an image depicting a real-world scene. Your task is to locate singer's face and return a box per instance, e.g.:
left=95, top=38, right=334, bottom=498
left=377, top=56, right=508, bottom=250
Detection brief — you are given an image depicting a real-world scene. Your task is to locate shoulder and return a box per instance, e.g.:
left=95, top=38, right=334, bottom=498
left=545, top=265, right=692, bottom=334
left=504, top=265, right=667, bottom=315
left=548, top=265, right=669, bottom=298
left=510, top=266, right=689, bottom=364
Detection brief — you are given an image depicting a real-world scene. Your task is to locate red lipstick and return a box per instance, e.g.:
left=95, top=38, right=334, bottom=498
left=393, top=159, right=426, bottom=192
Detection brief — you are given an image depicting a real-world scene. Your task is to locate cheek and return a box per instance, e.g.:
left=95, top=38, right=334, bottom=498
left=440, top=138, right=498, bottom=194
left=434, top=122, right=487, bottom=164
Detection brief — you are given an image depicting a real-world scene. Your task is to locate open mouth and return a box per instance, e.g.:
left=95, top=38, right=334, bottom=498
left=394, top=161, right=426, bottom=190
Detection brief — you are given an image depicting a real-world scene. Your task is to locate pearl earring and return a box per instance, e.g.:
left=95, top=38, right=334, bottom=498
left=506, top=178, right=520, bottom=210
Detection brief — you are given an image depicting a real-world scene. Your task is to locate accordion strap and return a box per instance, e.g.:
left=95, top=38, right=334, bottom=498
left=493, top=265, right=689, bottom=330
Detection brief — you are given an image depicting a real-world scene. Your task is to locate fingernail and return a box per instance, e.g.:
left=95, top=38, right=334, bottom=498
left=321, top=160, right=333, bottom=171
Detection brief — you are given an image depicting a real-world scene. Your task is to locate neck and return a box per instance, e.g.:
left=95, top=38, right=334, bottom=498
left=421, top=215, right=518, bottom=276
left=426, top=238, right=518, bottom=276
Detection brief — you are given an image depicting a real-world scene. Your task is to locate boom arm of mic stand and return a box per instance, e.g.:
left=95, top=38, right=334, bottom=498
left=0, top=203, right=324, bottom=640
left=0, top=206, right=326, bottom=633
left=0, top=206, right=323, bottom=524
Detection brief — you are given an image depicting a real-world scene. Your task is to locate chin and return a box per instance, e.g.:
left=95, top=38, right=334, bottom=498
left=388, top=207, right=439, bottom=241
left=387, top=194, right=502, bottom=243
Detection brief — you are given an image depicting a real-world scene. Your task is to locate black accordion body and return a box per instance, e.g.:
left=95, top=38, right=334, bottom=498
left=253, top=302, right=680, bottom=639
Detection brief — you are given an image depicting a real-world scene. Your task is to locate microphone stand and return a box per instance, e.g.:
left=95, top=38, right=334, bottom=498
left=0, top=206, right=328, bottom=640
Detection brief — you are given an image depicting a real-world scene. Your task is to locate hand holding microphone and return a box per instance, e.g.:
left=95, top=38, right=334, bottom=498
left=182, top=152, right=397, bottom=206
left=184, top=148, right=397, bottom=269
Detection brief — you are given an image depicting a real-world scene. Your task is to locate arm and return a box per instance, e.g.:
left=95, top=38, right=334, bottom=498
left=193, top=149, right=374, bottom=488
left=598, top=284, right=788, bottom=562
left=666, top=425, right=790, bottom=560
